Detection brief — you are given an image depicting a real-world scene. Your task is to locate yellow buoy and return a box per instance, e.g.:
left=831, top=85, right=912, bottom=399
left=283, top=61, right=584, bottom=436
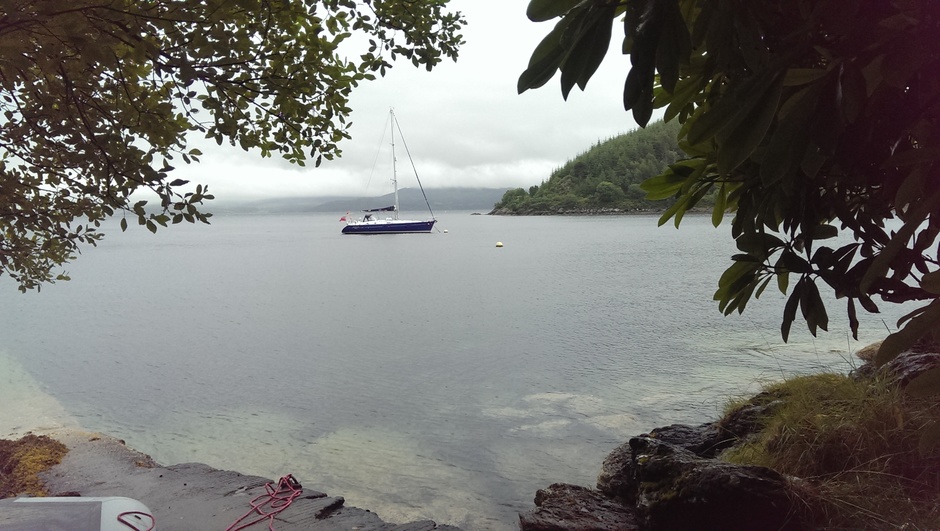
left=496, top=241, right=504, bottom=247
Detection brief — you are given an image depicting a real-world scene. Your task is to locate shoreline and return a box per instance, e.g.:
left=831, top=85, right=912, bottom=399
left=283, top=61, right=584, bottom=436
left=18, top=427, right=462, bottom=530
left=8, top=344, right=933, bottom=530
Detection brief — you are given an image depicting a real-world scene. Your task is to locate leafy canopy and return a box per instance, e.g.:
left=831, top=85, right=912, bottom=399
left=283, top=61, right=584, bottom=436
left=0, top=0, right=464, bottom=291
left=518, top=0, right=940, bottom=369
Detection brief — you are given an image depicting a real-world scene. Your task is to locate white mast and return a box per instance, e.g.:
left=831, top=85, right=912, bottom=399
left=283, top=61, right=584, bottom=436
left=390, top=108, right=400, bottom=220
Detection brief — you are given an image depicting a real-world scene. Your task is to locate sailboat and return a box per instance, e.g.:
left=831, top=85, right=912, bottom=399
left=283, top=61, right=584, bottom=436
left=341, top=109, right=437, bottom=234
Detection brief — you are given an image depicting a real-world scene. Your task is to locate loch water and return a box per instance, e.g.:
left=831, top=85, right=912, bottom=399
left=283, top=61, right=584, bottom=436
left=0, top=212, right=905, bottom=529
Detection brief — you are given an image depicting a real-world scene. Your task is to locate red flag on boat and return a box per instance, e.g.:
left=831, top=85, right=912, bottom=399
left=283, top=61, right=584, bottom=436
left=339, top=212, right=349, bottom=222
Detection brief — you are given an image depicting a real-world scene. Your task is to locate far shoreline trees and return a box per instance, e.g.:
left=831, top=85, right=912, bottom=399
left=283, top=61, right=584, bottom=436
left=492, top=120, right=683, bottom=214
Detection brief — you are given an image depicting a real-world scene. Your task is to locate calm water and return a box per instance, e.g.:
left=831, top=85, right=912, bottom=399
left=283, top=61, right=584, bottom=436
left=0, top=212, right=902, bottom=529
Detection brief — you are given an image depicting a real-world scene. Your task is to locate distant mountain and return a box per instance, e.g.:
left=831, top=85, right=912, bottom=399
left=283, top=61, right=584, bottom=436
left=212, top=187, right=510, bottom=214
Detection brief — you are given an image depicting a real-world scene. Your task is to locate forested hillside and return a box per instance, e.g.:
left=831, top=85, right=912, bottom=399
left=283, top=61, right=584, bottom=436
left=491, top=120, right=687, bottom=214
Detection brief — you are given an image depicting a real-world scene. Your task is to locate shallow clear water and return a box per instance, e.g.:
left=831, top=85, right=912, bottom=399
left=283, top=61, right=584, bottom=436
left=0, top=212, right=901, bottom=529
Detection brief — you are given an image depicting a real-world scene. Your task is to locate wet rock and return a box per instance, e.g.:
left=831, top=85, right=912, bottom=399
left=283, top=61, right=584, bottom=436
left=851, top=349, right=940, bottom=388
left=596, top=441, right=634, bottom=502
left=631, top=437, right=808, bottom=531
left=518, top=483, right=638, bottom=531
left=716, top=397, right=784, bottom=444
left=883, top=352, right=940, bottom=387
left=645, top=422, right=726, bottom=457
left=855, top=341, right=882, bottom=362
left=596, top=412, right=781, bottom=505
left=596, top=423, right=728, bottom=504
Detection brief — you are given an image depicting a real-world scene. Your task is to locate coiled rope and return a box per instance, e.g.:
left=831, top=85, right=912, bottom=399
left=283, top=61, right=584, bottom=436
left=225, top=474, right=304, bottom=531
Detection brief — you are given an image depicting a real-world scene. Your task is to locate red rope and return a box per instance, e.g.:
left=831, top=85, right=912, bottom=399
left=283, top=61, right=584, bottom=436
left=225, top=474, right=304, bottom=531
left=117, top=510, right=156, bottom=530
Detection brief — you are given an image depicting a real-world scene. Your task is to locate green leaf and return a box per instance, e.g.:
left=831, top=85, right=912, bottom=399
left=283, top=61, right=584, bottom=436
left=622, top=0, right=661, bottom=126
left=736, top=232, right=784, bottom=254
left=642, top=163, right=700, bottom=200
left=663, top=75, right=704, bottom=122
left=876, top=302, right=940, bottom=365
left=780, top=250, right=811, bottom=274
left=858, top=295, right=879, bottom=314
left=759, top=83, right=820, bottom=185
left=922, top=271, right=940, bottom=294
left=559, top=4, right=615, bottom=99
left=776, top=268, right=789, bottom=294
left=654, top=0, right=691, bottom=94
left=799, top=279, right=828, bottom=336
left=630, top=83, right=655, bottom=127
left=847, top=298, right=859, bottom=340
left=715, top=72, right=784, bottom=175
left=783, top=68, right=829, bottom=86
left=711, top=182, right=727, bottom=227
left=839, top=61, right=866, bottom=123
left=518, top=19, right=572, bottom=93
left=688, top=67, right=785, bottom=147
left=893, top=168, right=924, bottom=212
left=860, top=199, right=935, bottom=293
left=754, top=275, right=773, bottom=299
left=673, top=184, right=711, bottom=226
left=526, top=0, right=582, bottom=22
left=810, top=224, right=838, bottom=240
left=781, top=279, right=804, bottom=342
left=717, top=259, right=758, bottom=290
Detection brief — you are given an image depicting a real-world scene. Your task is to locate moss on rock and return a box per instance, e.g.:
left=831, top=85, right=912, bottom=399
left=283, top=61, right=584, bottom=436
left=0, top=434, right=68, bottom=498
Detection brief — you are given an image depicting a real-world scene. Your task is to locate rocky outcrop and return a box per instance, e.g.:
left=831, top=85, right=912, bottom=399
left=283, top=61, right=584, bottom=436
left=629, top=437, right=806, bottom=531
left=851, top=345, right=940, bottom=387
left=521, top=419, right=809, bottom=531
left=517, top=483, right=638, bottom=531
left=522, top=348, right=940, bottom=531
left=878, top=351, right=940, bottom=387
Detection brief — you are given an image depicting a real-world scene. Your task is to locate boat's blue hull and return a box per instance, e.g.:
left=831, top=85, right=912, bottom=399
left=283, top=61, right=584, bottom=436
left=342, top=219, right=436, bottom=234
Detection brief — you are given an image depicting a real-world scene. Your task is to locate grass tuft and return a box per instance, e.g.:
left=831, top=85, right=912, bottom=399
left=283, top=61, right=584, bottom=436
left=721, top=373, right=940, bottom=530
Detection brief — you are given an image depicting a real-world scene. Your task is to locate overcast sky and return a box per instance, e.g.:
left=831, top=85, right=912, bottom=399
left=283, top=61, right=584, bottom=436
left=172, top=0, right=641, bottom=200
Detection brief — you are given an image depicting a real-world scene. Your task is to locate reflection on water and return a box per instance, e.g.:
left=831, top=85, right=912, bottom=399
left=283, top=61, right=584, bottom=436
left=0, top=213, right=900, bottom=529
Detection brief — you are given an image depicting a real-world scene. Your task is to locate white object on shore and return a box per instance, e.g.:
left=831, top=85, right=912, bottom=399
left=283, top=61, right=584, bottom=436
left=0, top=496, right=156, bottom=530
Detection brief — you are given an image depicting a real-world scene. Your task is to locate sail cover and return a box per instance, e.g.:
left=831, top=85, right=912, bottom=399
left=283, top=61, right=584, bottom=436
left=363, top=206, right=396, bottom=212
